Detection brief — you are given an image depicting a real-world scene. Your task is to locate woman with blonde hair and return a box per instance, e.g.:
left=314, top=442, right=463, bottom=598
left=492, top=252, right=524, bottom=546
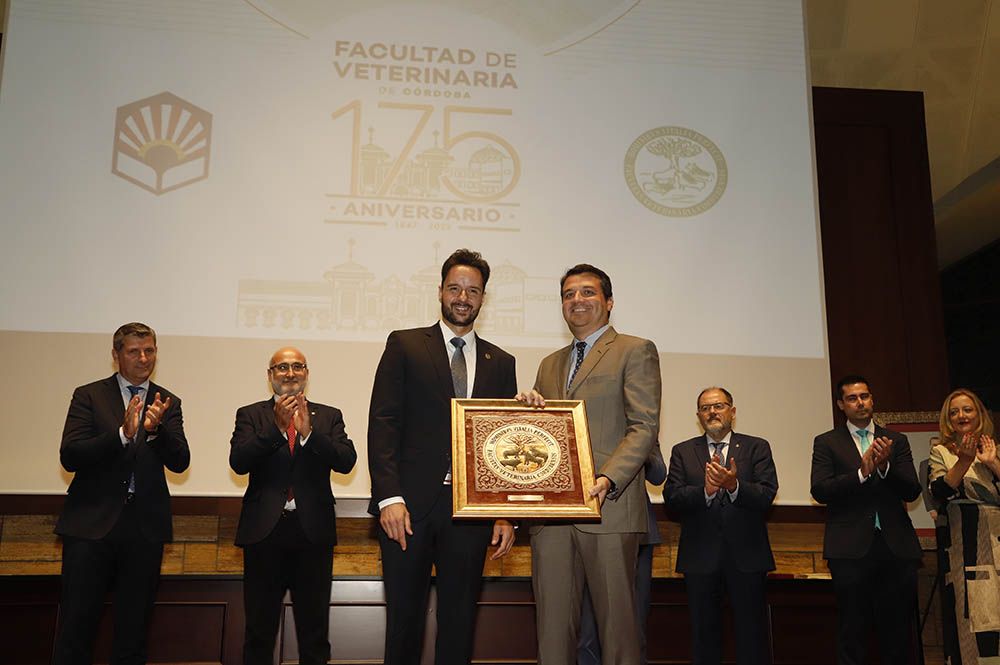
left=929, top=389, right=1000, bottom=504
left=928, top=388, right=1000, bottom=665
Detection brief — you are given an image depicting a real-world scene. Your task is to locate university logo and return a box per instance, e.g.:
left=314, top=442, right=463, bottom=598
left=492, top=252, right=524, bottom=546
left=482, top=423, right=562, bottom=486
left=112, top=92, right=212, bottom=195
left=624, top=126, right=727, bottom=217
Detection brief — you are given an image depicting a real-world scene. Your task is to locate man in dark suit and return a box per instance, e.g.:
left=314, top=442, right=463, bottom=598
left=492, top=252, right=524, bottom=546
left=230, top=346, right=357, bottom=665
left=54, top=322, right=190, bottom=665
left=810, top=375, right=922, bottom=665
left=518, top=264, right=661, bottom=665
left=664, top=387, right=778, bottom=665
left=577, top=444, right=666, bottom=665
left=368, top=248, right=517, bottom=665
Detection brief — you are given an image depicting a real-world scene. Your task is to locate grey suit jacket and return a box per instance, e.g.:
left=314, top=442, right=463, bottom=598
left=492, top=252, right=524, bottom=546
left=532, top=327, right=661, bottom=534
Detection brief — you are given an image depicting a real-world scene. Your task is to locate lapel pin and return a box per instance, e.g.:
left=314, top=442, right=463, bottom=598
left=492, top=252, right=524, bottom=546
left=485, top=353, right=492, bottom=360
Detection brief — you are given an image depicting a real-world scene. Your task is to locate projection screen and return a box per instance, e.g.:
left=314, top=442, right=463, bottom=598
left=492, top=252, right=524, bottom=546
left=0, top=0, right=832, bottom=504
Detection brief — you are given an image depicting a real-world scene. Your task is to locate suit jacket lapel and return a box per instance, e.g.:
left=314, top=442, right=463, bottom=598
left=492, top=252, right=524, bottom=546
left=567, top=327, right=616, bottom=396
left=694, top=434, right=711, bottom=467
left=260, top=400, right=290, bottom=457
left=470, top=335, right=491, bottom=398
left=552, top=344, right=573, bottom=399
left=839, top=424, right=862, bottom=463
left=725, top=433, right=742, bottom=467
left=423, top=324, right=455, bottom=399
left=104, top=374, right=126, bottom=421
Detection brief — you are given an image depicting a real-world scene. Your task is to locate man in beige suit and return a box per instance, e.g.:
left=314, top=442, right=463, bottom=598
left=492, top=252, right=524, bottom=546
left=517, top=263, right=662, bottom=665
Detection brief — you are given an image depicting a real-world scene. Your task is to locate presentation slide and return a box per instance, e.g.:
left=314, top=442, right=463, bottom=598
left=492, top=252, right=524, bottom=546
left=0, top=0, right=832, bottom=504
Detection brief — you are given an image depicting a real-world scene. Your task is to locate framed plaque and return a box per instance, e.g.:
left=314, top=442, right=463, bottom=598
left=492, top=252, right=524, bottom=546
left=451, top=398, right=601, bottom=520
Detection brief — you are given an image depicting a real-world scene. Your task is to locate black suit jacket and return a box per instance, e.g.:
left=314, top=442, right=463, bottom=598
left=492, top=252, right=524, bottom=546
left=664, top=432, right=778, bottom=574
left=367, top=324, right=517, bottom=520
left=810, top=424, right=922, bottom=561
left=230, top=399, right=356, bottom=546
left=56, top=375, right=190, bottom=542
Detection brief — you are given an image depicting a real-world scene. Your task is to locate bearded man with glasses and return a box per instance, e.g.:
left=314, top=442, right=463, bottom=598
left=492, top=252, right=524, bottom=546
left=664, top=386, right=778, bottom=665
left=230, top=347, right=357, bottom=665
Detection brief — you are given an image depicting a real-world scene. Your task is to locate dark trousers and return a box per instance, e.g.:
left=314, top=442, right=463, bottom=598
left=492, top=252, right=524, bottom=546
left=577, top=542, right=654, bottom=665
left=378, top=486, right=492, bottom=665
left=828, top=531, right=918, bottom=665
left=54, top=503, right=164, bottom=665
left=242, top=510, right=334, bottom=665
left=683, top=560, right=770, bottom=665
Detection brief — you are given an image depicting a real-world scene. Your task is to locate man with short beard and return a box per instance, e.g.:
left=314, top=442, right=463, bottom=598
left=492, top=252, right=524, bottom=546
left=664, top=387, right=777, bottom=665
left=230, top=347, right=357, bottom=665
left=810, top=375, right=921, bottom=665
left=368, top=248, right=517, bottom=665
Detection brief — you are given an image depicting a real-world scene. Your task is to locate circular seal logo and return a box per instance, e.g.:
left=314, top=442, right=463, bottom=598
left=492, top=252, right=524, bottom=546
left=624, top=126, right=727, bottom=217
left=482, top=423, right=561, bottom=485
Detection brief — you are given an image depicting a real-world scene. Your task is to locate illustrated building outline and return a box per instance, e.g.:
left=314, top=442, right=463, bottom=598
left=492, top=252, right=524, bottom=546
left=237, top=243, right=558, bottom=338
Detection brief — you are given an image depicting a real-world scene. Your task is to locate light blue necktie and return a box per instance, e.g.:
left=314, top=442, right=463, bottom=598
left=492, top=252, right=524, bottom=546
left=858, top=430, right=880, bottom=530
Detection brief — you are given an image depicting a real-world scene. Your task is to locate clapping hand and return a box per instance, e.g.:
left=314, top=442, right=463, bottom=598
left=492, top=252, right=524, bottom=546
left=274, top=394, right=297, bottom=432
left=977, top=434, right=999, bottom=474
left=122, top=394, right=143, bottom=440
left=143, top=392, right=172, bottom=432
left=704, top=453, right=720, bottom=496
left=957, top=432, right=978, bottom=462
left=706, top=456, right=738, bottom=493
left=291, top=393, right=311, bottom=438
left=870, top=436, right=893, bottom=472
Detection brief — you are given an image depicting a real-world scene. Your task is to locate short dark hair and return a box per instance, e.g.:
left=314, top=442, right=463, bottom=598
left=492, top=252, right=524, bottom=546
left=697, top=386, right=734, bottom=407
left=559, top=264, right=613, bottom=299
left=113, top=322, right=156, bottom=351
left=835, top=374, right=870, bottom=401
left=441, top=248, right=490, bottom=289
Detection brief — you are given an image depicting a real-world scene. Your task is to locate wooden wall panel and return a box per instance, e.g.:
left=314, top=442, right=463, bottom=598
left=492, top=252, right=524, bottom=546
left=813, top=87, right=949, bottom=413
left=0, top=576, right=925, bottom=665
left=0, top=600, right=58, bottom=664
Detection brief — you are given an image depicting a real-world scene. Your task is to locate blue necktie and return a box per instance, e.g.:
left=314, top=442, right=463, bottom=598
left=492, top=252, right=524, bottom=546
left=126, top=385, right=142, bottom=495
left=567, top=341, right=587, bottom=389
left=858, top=430, right=880, bottom=530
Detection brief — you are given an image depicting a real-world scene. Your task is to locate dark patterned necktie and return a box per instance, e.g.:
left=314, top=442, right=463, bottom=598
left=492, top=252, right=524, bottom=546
left=711, top=441, right=730, bottom=505
left=126, top=385, right=142, bottom=495
left=567, top=341, right=587, bottom=389
left=450, top=337, right=467, bottom=398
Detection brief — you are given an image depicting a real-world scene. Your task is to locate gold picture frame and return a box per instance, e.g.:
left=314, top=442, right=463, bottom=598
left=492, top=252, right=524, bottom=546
left=451, top=398, right=601, bottom=520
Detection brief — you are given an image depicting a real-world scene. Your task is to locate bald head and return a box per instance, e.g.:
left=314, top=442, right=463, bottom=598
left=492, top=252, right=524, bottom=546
left=268, top=347, right=309, bottom=396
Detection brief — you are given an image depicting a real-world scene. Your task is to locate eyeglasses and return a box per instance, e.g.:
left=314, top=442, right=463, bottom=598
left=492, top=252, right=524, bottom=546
left=698, top=402, right=731, bottom=414
left=269, top=362, right=307, bottom=374
left=842, top=393, right=871, bottom=404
